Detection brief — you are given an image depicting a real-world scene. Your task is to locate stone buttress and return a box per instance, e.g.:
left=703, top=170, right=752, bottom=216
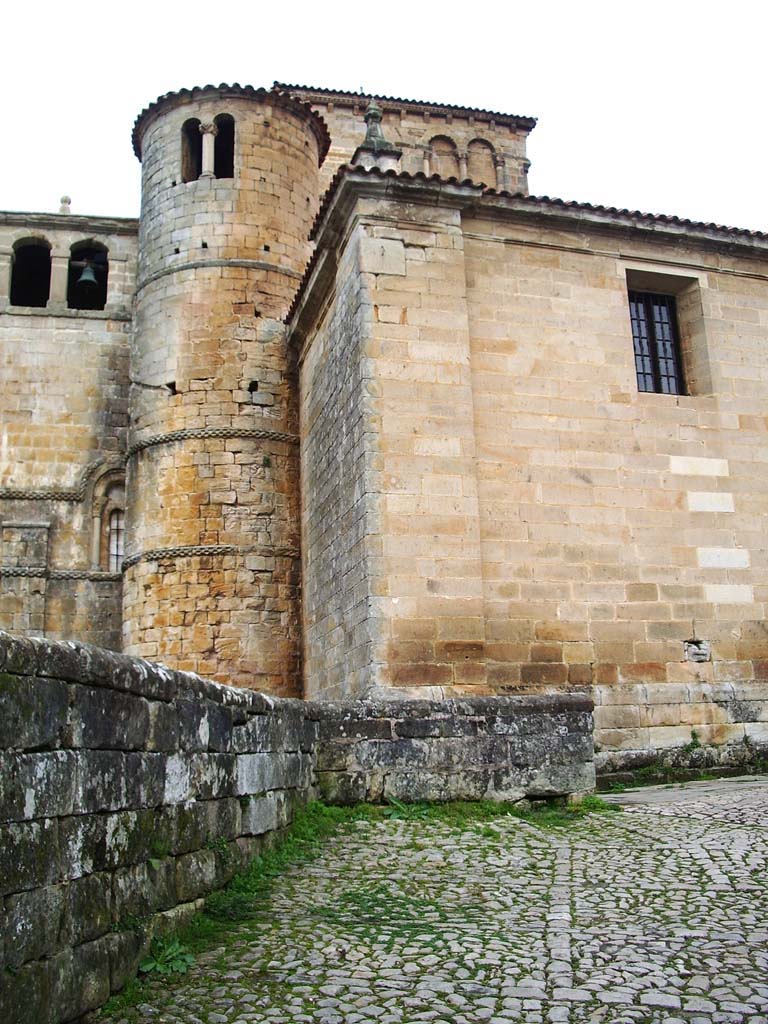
left=124, top=86, right=328, bottom=693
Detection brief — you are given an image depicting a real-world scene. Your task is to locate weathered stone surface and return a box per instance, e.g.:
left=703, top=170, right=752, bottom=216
left=0, top=674, right=68, bottom=751
left=59, top=808, right=162, bottom=878
left=113, top=859, right=176, bottom=920
left=68, top=937, right=112, bottom=1018
left=175, top=849, right=217, bottom=903
left=316, top=770, right=370, bottom=804
left=61, top=871, right=112, bottom=946
left=0, top=633, right=38, bottom=676
left=0, top=819, right=59, bottom=895
left=235, top=751, right=303, bottom=795
left=147, top=699, right=180, bottom=751
left=0, top=954, right=60, bottom=1024
left=105, top=927, right=145, bottom=994
left=66, top=684, right=151, bottom=750
left=4, top=884, right=65, bottom=967
left=0, top=751, right=77, bottom=822
left=72, top=750, right=166, bottom=813
left=240, top=791, right=288, bottom=836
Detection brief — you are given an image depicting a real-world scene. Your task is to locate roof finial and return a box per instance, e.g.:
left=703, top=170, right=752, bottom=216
left=352, top=99, right=402, bottom=172
left=59, top=195, right=71, bottom=214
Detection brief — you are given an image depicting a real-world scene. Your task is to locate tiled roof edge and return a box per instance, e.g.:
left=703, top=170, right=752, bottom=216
left=288, top=164, right=768, bottom=327
left=131, top=84, right=331, bottom=164
left=276, top=82, right=537, bottom=130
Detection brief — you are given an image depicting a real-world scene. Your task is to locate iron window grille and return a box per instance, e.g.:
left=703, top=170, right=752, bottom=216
left=628, top=291, right=685, bottom=395
left=108, top=509, right=125, bottom=572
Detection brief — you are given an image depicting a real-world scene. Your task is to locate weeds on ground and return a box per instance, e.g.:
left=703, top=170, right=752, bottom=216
left=139, top=937, right=195, bottom=977
left=98, top=794, right=618, bottom=1017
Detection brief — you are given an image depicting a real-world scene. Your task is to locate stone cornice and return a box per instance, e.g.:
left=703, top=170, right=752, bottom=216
left=0, top=211, right=138, bottom=235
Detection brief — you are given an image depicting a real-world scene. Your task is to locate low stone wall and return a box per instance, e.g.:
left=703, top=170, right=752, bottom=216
left=312, top=694, right=595, bottom=803
left=0, top=632, right=313, bottom=1024
left=0, top=632, right=594, bottom=1023
left=593, top=680, right=768, bottom=775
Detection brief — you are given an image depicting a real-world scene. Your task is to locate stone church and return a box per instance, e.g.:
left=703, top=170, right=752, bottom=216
left=2, top=83, right=767, bottom=766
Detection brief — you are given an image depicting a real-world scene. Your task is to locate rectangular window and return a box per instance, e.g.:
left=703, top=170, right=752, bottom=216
left=628, top=291, right=685, bottom=395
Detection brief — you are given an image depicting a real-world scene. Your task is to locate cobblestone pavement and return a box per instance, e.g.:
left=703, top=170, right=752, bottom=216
left=108, top=779, right=768, bottom=1024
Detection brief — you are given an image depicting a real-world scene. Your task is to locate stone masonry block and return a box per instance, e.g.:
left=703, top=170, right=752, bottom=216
left=359, top=236, right=406, bottom=276
left=647, top=725, right=696, bottom=749
left=0, top=674, right=68, bottom=751
left=0, top=632, right=39, bottom=675
left=188, top=753, right=237, bottom=800
left=0, top=952, right=70, bottom=1024
left=0, top=751, right=77, bottom=822
left=66, top=685, right=151, bottom=750
left=59, top=808, right=160, bottom=879
left=241, top=791, right=285, bottom=836
left=147, top=700, right=180, bottom=751
left=4, top=884, right=66, bottom=968
left=112, top=859, right=176, bottom=920
left=235, top=751, right=302, bottom=795
left=68, top=937, right=112, bottom=1020
left=175, top=849, right=217, bottom=903
left=72, top=751, right=165, bottom=814
left=0, top=819, right=59, bottom=896
left=61, top=872, right=113, bottom=947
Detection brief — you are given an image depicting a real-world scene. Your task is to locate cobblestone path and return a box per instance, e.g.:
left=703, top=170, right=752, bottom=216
left=107, top=780, right=768, bottom=1024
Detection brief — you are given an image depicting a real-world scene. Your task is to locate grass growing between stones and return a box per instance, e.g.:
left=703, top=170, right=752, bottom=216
left=98, top=795, right=618, bottom=1019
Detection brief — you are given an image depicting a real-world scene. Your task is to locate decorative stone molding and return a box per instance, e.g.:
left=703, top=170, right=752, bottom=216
left=127, top=426, right=298, bottom=460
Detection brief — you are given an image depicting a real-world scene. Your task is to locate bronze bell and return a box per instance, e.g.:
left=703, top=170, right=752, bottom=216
left=76, top=262, right=99, bottom=292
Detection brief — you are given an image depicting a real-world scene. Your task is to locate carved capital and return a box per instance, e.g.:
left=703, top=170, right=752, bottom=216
left=199, top=122, right=219, bottom=137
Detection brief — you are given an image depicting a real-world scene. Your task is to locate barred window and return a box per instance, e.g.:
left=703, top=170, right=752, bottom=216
left=629, top=291, right=685, bottom=395
left=108, top=509, right=125, bottom=573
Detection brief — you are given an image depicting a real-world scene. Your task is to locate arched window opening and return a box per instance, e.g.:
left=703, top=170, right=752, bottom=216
left=467, top=139, right=497, bottom=187
left=67, top=242, right=108, bottom=311
left=214, top=114, right=235, bottom=179
left=429, top=136, right=460, bottom=179
left=10, top=239, right=51, bottom=307
left=108, top=509, right=125, bottom=572
left=91, top=472, right=125, bottom=571
left=182, top=118, right=203, bottom=182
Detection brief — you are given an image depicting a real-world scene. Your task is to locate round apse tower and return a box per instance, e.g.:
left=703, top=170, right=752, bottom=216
left=124, top=85, right=328, bottom=695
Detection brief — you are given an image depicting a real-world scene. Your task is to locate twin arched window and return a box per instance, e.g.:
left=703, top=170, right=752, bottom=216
left=8, top=238, right=108, bottom=310
left=425, top=136, right=499, bottom=187
left=181, top=113, right=235, bottom=183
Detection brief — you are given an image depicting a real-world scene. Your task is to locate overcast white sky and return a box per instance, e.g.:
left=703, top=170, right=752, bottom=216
left=2, top=1, right=766, bottom=230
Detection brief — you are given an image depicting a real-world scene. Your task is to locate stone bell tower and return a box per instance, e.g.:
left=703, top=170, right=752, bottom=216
left=123, top=85, right=328, bottom=694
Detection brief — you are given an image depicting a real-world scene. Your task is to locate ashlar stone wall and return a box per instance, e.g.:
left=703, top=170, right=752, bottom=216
left=0, top=213, right=137, bottom=650
left=290, top=169, right=768, bottom=768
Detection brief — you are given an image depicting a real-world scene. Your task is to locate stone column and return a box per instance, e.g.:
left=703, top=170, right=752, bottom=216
left=458, top=152, right=468, bottom=181
left=0, top=252, right=10, bottom=305
left=422, top=148, right=431, bottom=176
left=494, top=154, right=507, bottom=191
left=199, top=122, right=218, bottom=177
left=49, top=254, right=69, bottom=305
